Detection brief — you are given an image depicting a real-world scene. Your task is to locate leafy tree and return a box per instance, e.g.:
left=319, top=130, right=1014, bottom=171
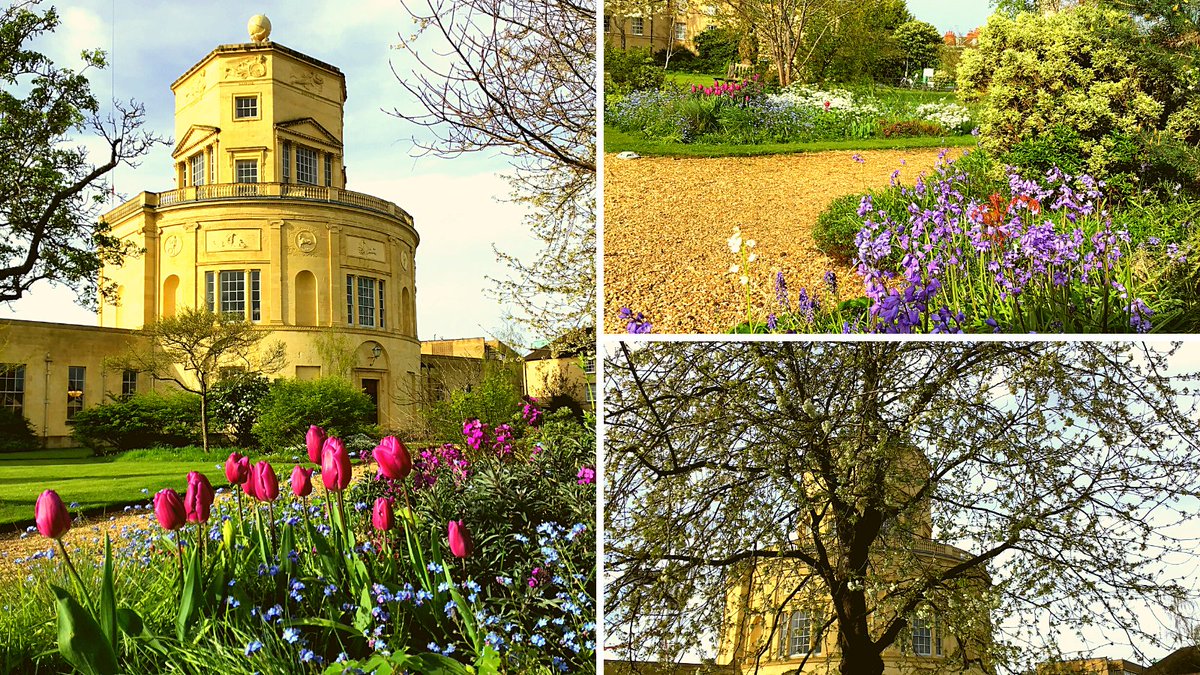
left=252, top=377, right=377, bottom=451
left=109, top=307, right=286, bottom=451
left=894, top=19, right=942, bottom=78
left=0, top=0, right=163, bottom=306
left=605, top=342, right=1200, bottom=675
left=208, top=372, right=270, bottom=447
left=390, top=0, right=595, bottom=345
left=804, top=0, right=912, bottom=83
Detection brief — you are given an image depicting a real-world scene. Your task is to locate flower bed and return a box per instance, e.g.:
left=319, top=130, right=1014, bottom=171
left=605, top=82, right=974, bottom=145
left=0, top=404, right=595, bottom=674
left=730, top=151, right=1200, bottom=334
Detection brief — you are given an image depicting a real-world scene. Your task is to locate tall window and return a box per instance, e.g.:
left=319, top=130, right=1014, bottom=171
left=121, top=370, right=137, bottom=399
left=234, top=95, right=258, bottom=119
left=235, top=159, right=258, bottom=184
left=346, top=275, right=386, bottom=328
left=67, top=366, right=85, bottom=421
left=296, top=146, right=317, bottom=185
left=189, top=152, right=206, bottom=186
left=912, top=616, right=939, bottom=656
left=205, top=270, right=262, bottom=321
left=583, top=356, right=596, bottom=374
left=324, top=153, right=333, bottom=186
left=282, top=141, right=291, bottom=183
left=779, top=610, right=821, bottom=658
left=674, top=22, right=686, bottom=41
left=0, top=364, right=25, bottom=414
left=631, top=17, right=644, bottom=35
left=603, top=15, right=612, bottom=32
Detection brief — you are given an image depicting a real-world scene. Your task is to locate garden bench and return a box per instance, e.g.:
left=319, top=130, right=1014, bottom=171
left=717, top=62, right=755, bottom=83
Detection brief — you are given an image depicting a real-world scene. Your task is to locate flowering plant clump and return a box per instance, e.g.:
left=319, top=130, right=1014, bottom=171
left=736, top=152, right=1189, bottom=334
left=619, top=307, right=652, bottom=334
left=3, top=401, right=597, bottom=674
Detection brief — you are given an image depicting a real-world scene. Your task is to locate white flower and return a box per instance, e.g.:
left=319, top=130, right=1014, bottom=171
left=727, top=233, right=742, bottom=253
left=739, top=275, right=749, bottom=285
left=745, top=239, right=756, bottom=249
left=728, top=264, right=739, bottom=274
left=747, top=253, right=757, bottom=263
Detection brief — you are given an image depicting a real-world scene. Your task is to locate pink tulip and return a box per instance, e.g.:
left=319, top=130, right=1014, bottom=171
left=373, top=436, right=412, bottom=481
left=291, top=465, right=313, bottom=498
left=224, top=452, right=249, bottom=485
left=321, top=437, right=351, bottom=492
left=448, top=519, right=473, bottom=558
left=184, top=471, right=215, bottom=523
left=305, top=425, right=326, bottom=465
left=372, top=497, right=395, bottom=532
left=250, top=461, right=279, bottom=502
left=34, top=489, right=71, bottom=539
left=153, top=488, right=186, bottom=531
left=243, top=472, right=259, bottom=499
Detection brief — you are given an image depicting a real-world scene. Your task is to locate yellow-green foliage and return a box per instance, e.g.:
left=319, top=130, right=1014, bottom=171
left=957, top=6, right=1163, bottom=177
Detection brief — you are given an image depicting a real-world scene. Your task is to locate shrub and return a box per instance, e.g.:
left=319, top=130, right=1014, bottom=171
left=1002, top=125, right=1087, bottom=179
left=421, top=364, right=524, bottom=442
left=604, top=44, right=664, bottom=92
left=814, top=194, right=868, bottom=262
left=208, top=372, right=270, bottom=447
left=958, top=6, right=1163, bottom=183
left=252, top=377, right=376, bottom=451
left=0, top=407, right=37, bottom=451
left=692, top=26, right=741, bottom=74
left=70, top=392, right=201, bottom=452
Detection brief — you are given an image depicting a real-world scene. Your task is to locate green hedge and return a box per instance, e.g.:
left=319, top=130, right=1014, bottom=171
left=70, top=392, right=201, bottom=452
left=251, top=377, right=377, bottom=451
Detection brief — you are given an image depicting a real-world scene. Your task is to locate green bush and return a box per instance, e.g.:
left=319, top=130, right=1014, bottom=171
left=0, top=407, right=37, bottom=451
left=692, top=26, right=741, bottom=74
left=958, top=6, right=1163, bottom=182
left=70, top=392, right=201, bottom=452
left=208, top=372, right=270, bottom=447
left=1002, top=125, right=1088, bottom=179
left=421, top=365, right=524, bottom=442
left=604, top=44, right=664, bottom=93
left=252, top=377, right=377, bottom=451
left=813, top=193, right=868, bottom=263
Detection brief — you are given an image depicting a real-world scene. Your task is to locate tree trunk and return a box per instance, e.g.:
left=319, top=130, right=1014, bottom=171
left=835, top=587, right=886, bottom=675
left=199, top=380, right=209, bottom=452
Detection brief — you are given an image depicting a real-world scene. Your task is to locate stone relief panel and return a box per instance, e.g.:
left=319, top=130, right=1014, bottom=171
left=225, top=55, right=267, bottom=80
left=289, top=69, right=324, bottom=94
left=164, top=235, right=183, bottom=258
left=346, top=235, right=386, bottom=263
left=205, top=229, right=262, bottom=252
left=290, top=228, right=319, bottom=257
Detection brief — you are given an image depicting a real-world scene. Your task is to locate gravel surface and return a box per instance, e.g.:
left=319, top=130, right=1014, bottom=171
left=603, top=148, right=963, bottom=334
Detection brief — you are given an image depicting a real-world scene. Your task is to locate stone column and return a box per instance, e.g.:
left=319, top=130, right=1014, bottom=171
left=268, top=219, right=284, bottom=324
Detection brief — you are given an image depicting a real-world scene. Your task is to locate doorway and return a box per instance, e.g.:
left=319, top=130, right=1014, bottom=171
left=361, top=378, right=380, bottom=424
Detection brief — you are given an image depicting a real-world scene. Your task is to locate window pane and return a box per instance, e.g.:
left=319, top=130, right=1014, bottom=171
left=297, top=146, right=317, bottom=185
left=205, top=271, right=215, bottom=312
left=190, top=153, right=205, bottom=186
left=235, top=160, right=258, bottom=184
left=346, top=275, right=355, bottom=325
left=378, top=279, right=385, bottom=329
left=121, top=369, right=137, bottom=398
left=250, top=270, right=261, bottom=321
left=357, top=275, right=376, bottom=327
left=324, top=153, right=332, bottom=186
left=235, top=96, right=257, bottom=118
left=0, top=364, right=25, bottom=414
left=282, top=141, right=291, bottom=183
left=67, top=366, right=85, bottom=421
left=912, top=617, right=932, bottom=656
left=220, top=269, right=246, bottom=316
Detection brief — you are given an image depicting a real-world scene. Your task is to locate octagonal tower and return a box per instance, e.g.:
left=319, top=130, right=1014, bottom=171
left=98, top=18, right=420, bottom=428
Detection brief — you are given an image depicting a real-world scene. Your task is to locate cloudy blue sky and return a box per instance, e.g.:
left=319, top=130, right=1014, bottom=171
left=907, top=0, right=994, bottom=34
left=3, top=0, right=544, bottom=343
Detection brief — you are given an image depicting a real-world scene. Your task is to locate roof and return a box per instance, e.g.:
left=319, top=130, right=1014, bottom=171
left=525, top=326, right=595, bottom=361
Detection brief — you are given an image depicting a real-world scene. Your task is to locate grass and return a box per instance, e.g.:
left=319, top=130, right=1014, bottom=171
left=0, top=447, right=270, bottom=531
left=604, top=125, right=977, bottom=157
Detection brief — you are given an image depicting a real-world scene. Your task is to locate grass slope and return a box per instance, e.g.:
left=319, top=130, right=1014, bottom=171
left=604, top=126, right=977, bottom=157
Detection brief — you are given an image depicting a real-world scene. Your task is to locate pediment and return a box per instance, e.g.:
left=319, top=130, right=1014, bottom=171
left=172, top=125, right=220, bottom=159
left=275, top=118, right=341, bottom=149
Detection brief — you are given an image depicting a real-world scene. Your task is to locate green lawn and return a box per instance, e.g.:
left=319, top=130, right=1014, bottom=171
left=604, top=125, right=977, bottom=158
left=0, top=448, right=257, bottom=532
left=664, top=71, right=726, bottom=88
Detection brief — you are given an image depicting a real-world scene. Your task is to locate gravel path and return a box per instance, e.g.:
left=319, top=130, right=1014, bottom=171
left=603, top=148, right=962, bottom=334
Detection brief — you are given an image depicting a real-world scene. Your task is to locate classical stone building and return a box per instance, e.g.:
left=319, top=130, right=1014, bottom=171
left=1, top=17, right=422, bottom=445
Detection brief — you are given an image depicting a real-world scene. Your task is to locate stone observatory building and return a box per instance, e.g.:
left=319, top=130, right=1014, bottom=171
left=0, top=16, right=423, bottom=444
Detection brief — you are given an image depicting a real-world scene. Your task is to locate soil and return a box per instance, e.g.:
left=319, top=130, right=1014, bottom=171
left=602, top=147, right=963, bottom=334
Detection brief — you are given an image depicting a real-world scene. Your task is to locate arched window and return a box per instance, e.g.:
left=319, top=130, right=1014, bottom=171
left=295, top=270, right=317, bottom=325
left=162, top=275, right=179, bottom=318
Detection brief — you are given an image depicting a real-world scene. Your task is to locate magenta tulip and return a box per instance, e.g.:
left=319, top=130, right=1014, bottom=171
left=224, top=452, right=249, bottom=484
left=243, top=472, right=259, bottom=499
left=321, top=437, right=351, bottom=492
left=372, top=497, right=395, bottom=532
left=153, top=488, right=186, bottom=531
left=447, top=519, right=473, bottom=558
left=184, top=471, right=215, bottom=523
left=373, top=436, right=412, bottom=481
left=34, top=489, right=71, bottom=539
left=291, top=465, right=313, bottom=498
left=250, top=461, right=279, bottom=502
left=305, top=425, right=326, bottom=465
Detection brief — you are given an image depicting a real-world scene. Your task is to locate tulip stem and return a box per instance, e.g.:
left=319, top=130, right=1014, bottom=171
left=267, top=501, right=277, bottom=552
left=56, top=538, right=91, bottom=610
left=176, top=537, right=185, bottom=587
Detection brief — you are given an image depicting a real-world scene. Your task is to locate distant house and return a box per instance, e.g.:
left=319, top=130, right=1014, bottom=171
left=603, top=2, right=720, bottom=55
left=523, top=327, right=595, bottom=411
left=419, top=338, right=524, bottom=405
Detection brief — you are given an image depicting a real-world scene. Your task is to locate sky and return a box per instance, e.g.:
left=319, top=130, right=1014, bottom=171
left=906, top=0, right=994, bottom=34
left=1, top=0, right=544, bottom=345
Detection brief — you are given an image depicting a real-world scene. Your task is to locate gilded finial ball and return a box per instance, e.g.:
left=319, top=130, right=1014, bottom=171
left=248, top=15, right=271, bottom=43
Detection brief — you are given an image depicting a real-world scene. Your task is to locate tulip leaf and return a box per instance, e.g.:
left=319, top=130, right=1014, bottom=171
left=408, top=653, right=470, bottom=675
left=51, top=584, right=119, bottom=675
left=474, top=645, right=501, bottom=675
left=280, top=523, right=295, bottom=578
left=99, top=534, right=118, bottom=653
left=116, top=608, right=143, bottom=636
left=306, top=518, right=340, bottom=581
left=176, top=545, right=201, bottom=642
